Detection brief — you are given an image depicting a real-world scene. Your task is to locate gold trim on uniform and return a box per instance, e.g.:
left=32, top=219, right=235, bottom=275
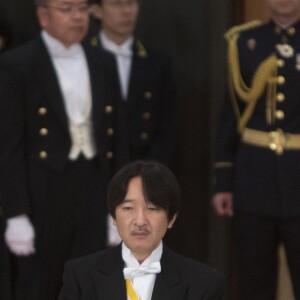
left=277, top=59, right=285, bottom=68
left=242, top=128, right=300, bottom=155
left=225, top=20, right=278, bottom=132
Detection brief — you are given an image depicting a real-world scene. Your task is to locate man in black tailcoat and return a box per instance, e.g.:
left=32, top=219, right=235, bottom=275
left=86, top=0, right=177, bottom=166
left=59, top=161, right=225, bottom=300
left=0, top=0, right=123, bottom=298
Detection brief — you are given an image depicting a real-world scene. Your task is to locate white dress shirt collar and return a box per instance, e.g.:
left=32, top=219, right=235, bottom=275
left=122, top=242, right=162, bottom=300
left=100, top=31, right=134, bottom=57
left=41, top=30, right=82, bottom=58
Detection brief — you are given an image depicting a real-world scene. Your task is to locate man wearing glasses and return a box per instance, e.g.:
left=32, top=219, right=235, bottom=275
left=0, top=0, right=122, bottom=299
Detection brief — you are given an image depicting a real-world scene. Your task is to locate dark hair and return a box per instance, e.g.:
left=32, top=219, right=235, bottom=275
left=34, top=0, right=47, bottom=6
left=107, top=160, right=180, bottom=221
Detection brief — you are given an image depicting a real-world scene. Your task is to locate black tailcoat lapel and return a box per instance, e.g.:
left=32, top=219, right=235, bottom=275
left=32, top=37, right=69, bottom=133
left=92, top=245, right=127, bottom=300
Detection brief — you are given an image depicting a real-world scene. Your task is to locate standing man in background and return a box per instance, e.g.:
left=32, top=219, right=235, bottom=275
left=0, top=0, right=122, bottom=298
left=87, top=0, right=177, bottom=166
left=212, top=0, right=300, bottom=299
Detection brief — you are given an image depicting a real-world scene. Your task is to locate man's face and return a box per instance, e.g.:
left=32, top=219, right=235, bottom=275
left=37, top=0, right=89, bottom=47
left=99, top=0, right=139, bottom=40
left=265, top=0, right=300, bottom=17
left=113, top=176, right=177, bottom=262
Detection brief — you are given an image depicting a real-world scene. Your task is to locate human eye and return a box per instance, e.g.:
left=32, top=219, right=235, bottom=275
left=78, top=3, right=89, bottom=12
left=122, top=205, right=133, bottom=211
left=147, top=205, right=160, bottom=211
left=59, top=5, right=72, bottom=13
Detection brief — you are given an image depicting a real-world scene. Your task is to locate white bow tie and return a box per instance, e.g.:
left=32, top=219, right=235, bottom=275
left=123, top=262, right=161, bottom=279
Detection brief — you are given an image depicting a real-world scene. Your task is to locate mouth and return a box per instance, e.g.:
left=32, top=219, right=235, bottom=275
left=131, top=229, right=150, bottom=238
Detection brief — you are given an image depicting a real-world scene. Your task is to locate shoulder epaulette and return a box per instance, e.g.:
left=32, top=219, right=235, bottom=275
left=225, top=20, right=263, bottom=41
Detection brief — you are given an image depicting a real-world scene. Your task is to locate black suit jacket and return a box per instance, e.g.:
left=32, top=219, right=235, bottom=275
left=0, top=36, right=122, bottom=219
left=59, top=244, right=225, bottom=300
left=85, top=33, right=177, bottom=166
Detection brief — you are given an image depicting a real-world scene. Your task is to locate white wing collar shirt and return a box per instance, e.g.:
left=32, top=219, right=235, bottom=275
left=122, top=242, right=162, bottom=300
left=100, top=31, right=133, bottom=100
left=42, top=30, right=96, bottom=160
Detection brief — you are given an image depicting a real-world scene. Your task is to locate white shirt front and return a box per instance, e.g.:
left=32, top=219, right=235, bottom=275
left=41, top=31, right=96, bottom=160
left=122, top=242, right=163, bottom=300
left=100, top=31, right=133, bottom=99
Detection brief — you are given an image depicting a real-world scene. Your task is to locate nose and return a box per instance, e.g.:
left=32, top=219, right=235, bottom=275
left=134, top=209, right=147, bottom=226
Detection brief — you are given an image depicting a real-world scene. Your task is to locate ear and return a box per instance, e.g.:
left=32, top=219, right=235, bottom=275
left=167, top=214, right=177, bottom=229
left=113, top=218, right=117, bottom=226
left=36, top=6, right=49, bottom=29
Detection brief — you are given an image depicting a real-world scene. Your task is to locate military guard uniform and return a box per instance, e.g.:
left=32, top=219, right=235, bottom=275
left=87, top=34, right=177, bottom=166
left=0, top=35, right=123, bottom=300
left=214, top=20, right=300, bottom=299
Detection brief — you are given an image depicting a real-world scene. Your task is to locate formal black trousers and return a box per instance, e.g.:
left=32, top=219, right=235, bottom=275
left=233, top=211, right=300, bottom=300
left=13, top=157, right=108, bottom=300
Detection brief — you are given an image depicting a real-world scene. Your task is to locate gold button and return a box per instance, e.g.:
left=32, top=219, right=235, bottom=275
left=274, top=26, right=281, bottom=34
left=39, top=151, right=48, bottom=159
left=277, top=76, right=285, bottom=85
left=107, top=128, right=114, bottom=137
left=277, top=59, right=285, bottom=68
left=38, top=107, right=47, bottom=116
left=142, top=112, right=151, bottom=120
left=275, top=110, right=285, bottom=120
left=144, top=91, right=152, bottom=100
left=276, top=93, right=285, bottom=102
left=288, top=27, right=295, bottom=36
left=104, top=105, right=113, bottom=114
left=39, top=128, right=48, bottom=136
left=140, top=132, right=149, bottom=140
left=106, top=151, right=113, bottom=160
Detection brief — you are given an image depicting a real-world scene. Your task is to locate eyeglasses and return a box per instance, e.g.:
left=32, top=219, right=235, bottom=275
left=44, top=2, right=89, bottom=15
left=103, top=0, right=139, bottom=8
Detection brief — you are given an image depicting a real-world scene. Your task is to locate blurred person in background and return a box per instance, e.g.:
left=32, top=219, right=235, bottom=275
left=212, top=0, right=300, bottom=299
left=0, top=0, right=123, bottom=298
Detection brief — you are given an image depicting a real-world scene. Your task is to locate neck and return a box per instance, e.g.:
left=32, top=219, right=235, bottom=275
left=102, top=30, right=132, bottom=46
left=272, top=14, right=300, bottom=28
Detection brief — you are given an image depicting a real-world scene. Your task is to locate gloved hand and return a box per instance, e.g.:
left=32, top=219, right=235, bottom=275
left=5, top=214, right=36, bottom=256
left=107, top=214, right=122, bottom=247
